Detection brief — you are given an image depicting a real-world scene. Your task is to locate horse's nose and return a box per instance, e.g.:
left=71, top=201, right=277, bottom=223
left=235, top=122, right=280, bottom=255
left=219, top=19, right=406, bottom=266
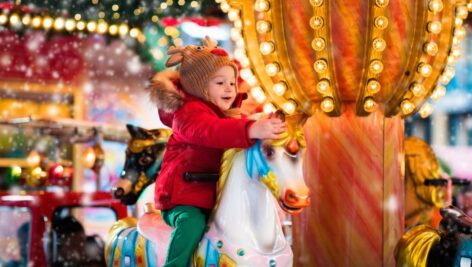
left=284, top=188, right=311, bottom=207
left=111, top=179, right=132, bottom=199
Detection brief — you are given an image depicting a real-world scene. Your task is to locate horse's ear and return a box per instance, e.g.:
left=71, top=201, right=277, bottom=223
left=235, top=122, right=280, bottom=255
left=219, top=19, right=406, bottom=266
left=126, top=124, right=152, bottom=139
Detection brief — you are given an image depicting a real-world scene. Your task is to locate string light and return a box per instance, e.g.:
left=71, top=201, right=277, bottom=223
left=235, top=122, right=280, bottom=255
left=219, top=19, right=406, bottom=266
left=369, top=60, right=384, bottom=74
left=320, top=97, right=335, bottom=112
left=428, top=0, right=444, bottom=13
left=374, top=16, right=388, bottom=29
left=265, top=62, right=280, bottom=76
left=427, top=21, right=442, bottom=34
left=0, top=14, right=7, bottom=25
left=372, top=38, right=386, bottom=52
left=273, top=82, right=287, bottom=96
left=424, top=42, right=438, bottom=56
left=309, top=16, right=324, bottom=29
left=311, top=38, right=326, bottom=51
left=251, top=87, right=267, bottom=103
left=283, top=99, right=297, bottom=114
left=400, top=100, right=415, bottom=114
left=309, top=0, right=324, bottom=6
left=260, top=41, right=275, bottom=55
left=255, top=0, right=270, bottom=12
left=263, top=103, right=277, bottom=114
left=86, top=21, right=97, bottom=32
left=363, top=97, right=376, bottom=112
left=419, top=102, right=434, bottom=118
left=430, top=84, right=446, bottom=101
left=42, top=17, right=53, bottom=29
left=256, top=20, right=272, bottom=33
left=417, top=63, right=432, bottom=77
left=456, top=5, right=469, bottom=19
left=375, top=0, right=389, bottom=7
left=410, top=82, right=425, bottom=97
left=316, top=79, right=331, bottom=94
left=367, top=79, right=381, bottom=94
left=314, top=59, right=328, bottom=73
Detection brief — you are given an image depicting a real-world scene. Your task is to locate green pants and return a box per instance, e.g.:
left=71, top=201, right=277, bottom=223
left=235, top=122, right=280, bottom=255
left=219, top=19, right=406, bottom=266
left=161, top=205, right=209, bottom=267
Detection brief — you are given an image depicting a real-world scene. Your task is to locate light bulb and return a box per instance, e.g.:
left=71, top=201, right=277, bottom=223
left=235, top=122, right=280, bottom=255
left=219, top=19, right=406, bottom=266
left=367, top=80, right=381, bottom=94
left=400, top=100, right=415, bottom=114
left=251, top=87, right=267, bottom=103
left=320, top=97, right=335, bottom=112
left=255, top=0, right=270, bottom=12
left=265, top=62, right=280, bottom=76
left=273, top=82, right=287, bottom=96
left=374, top=16, right=388, bottom=30
left=430, top=85, right=446, bottom=101
left=375, top=0, right=389, bottom=7
left=263, top=103, right=276, bottom=114
left=283, top=100, right=297, bottom=114
left=311, top=37, right=326, bottom=51
left=314, top=59, right=328, bottom=73
left=372, top=38, right=386, bottom=52
left=87, top=21, right=97, bottom=32
left=260, top=41, right=275, bottom=55
left=256, top=20, right=271, bottom=34
left=309, top=16, right=324, bottom=29
left=309, top=0, right=323, bottom=6
left=369, top=60, right=384, bottom=74
left=424, top=42, right=438, bottom=56
left=417, top=63, right=432, bottom=77
left=428, top=0, right=444, bottom=12
left=364, top=97, right=376, bottom=112
left=316, top=79, right=331, bottom=94
left=419, top=103, right=433, bottom=118
left=427, top=21, right=442, bottom=34
left=410, top=82, right=425, bottom=97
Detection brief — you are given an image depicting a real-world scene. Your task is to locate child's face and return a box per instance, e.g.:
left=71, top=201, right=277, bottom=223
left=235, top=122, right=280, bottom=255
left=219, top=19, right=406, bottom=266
left=208, top=65, right=237, bottom=111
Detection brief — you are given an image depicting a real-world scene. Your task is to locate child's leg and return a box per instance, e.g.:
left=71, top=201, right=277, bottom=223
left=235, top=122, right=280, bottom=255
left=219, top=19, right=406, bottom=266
left=161, top=205, right=207, bottom=267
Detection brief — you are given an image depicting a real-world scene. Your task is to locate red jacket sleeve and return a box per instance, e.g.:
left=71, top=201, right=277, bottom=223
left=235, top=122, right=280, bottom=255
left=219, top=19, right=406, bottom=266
left=173, top=102, right=255, bottom=149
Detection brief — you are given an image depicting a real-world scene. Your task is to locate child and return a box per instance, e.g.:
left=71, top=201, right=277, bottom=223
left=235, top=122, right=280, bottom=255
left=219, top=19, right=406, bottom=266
left=149, top=36, right=286, bottom=267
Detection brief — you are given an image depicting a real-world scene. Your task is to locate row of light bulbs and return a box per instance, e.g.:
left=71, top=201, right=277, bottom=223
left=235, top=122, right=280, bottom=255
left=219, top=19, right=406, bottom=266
left=0, top=12, right=146, bottom=43
left=220, top=0, right=298, bottom=114
left=309, top=0, right=337, bottom=114
left=403, top=1, right=470, bottom=118
left=360, top=0, right=390, bottom=114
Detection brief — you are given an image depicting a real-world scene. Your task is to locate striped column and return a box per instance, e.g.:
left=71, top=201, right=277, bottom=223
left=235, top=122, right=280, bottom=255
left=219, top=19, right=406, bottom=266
left=293, top=104, right=404, bottom=267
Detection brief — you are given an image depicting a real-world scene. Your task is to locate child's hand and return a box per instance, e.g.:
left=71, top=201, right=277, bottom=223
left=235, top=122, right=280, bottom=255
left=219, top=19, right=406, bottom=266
left=249, top=118, right=287, bottom=139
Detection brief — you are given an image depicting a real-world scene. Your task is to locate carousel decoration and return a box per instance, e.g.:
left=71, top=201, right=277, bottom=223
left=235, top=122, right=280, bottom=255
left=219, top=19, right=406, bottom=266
left=218, top=0, right=471, bottom=266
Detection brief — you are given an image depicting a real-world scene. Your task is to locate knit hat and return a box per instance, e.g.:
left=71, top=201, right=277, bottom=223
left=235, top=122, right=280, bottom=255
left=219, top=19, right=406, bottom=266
left=165, top=36, right=238, bottom=101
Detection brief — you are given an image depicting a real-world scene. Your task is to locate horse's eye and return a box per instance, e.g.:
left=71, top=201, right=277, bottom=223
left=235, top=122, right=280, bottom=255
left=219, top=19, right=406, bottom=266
left=139, top=156, right=152, bottom=166
left=263, top=146, right=275, bottom=159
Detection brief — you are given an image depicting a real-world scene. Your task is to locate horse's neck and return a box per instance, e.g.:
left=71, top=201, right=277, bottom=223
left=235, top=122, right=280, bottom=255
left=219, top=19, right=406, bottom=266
left=212, top=152, right=287, bottom=253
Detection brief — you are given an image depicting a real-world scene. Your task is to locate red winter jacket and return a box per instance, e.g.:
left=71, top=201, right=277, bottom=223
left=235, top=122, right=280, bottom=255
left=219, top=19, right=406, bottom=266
left=154, top=95, right=255, bottom=210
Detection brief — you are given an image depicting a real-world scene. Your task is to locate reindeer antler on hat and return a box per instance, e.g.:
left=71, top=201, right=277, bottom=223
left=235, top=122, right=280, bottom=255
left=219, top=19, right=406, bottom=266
left=164, top=36, right=238, bottom=101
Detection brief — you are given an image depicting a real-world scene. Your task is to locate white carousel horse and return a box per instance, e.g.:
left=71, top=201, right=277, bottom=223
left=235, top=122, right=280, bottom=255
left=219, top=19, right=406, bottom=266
left=106, top=114, right=310, bottom=267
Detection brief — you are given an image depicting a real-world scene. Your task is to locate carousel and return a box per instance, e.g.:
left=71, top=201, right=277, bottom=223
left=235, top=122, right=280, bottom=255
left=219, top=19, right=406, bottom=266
left=1, top=0, right=472, bottom=267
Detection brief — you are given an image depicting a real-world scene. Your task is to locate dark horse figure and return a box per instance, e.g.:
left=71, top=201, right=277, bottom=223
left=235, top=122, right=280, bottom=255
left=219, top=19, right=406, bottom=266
left=395, top=205, right=472, bottom=267
left=112, top=124, right=170, bottom=205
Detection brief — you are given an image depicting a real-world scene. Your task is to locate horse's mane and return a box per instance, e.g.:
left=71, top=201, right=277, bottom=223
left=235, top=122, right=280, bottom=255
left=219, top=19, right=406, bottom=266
left=212, top=148, right=241, bottom=214
left=405, top=137, right=444, bottom=207
left=394, top=224, right=440, bottom=267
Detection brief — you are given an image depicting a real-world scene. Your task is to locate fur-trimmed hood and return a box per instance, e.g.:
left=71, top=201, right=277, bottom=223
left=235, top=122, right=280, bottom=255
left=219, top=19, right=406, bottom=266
left=148, top=70, right=185, bottom=113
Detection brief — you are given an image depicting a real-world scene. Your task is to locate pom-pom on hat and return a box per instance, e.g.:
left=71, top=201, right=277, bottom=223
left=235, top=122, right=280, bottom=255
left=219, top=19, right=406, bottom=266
left=165, top=36, right=238, bottom=101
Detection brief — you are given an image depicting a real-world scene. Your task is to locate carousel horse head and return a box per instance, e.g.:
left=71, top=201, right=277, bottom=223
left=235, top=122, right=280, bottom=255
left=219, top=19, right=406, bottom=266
left=395, top=205, right=472, bottom=267
left=111, top=124, right=170, bottom=205
left=405, top=137, right=448, bottom=210
left=218, top=111, right=311, bottom=215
